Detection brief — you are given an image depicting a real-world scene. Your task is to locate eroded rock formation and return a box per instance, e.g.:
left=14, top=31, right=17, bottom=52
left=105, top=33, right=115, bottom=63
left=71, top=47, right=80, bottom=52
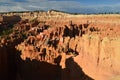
left=0, top=11, right=120, bottom=80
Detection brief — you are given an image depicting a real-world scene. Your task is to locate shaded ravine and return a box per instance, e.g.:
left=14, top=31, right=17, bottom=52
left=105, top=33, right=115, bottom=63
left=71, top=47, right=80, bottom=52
left=0, top=38, right=23, bottom=80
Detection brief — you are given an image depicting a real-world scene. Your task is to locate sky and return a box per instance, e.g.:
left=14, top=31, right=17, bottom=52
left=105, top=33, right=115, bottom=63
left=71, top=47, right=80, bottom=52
left=0, top=0, right=120, bottom=13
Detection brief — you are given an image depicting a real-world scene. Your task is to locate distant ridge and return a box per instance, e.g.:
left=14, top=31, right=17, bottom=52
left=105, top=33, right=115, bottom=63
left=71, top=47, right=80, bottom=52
left=0, top=9, right=120, bottom=15
left=0, top=9, right=69, bottom=14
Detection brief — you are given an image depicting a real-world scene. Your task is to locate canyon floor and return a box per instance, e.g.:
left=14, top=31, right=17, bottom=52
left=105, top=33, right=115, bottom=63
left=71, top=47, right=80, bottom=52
left=0, top=11, right=120, bottom=80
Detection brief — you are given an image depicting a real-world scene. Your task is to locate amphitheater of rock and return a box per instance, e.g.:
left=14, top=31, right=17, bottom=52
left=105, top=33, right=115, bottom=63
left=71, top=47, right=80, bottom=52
left=0, top=10, right=120, bottom=80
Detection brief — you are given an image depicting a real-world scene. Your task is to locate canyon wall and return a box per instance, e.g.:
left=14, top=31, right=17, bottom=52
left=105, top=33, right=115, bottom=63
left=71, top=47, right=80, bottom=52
left=0, top=46, right=8, bottom=80
left=74, top=35, right=120, bottom=80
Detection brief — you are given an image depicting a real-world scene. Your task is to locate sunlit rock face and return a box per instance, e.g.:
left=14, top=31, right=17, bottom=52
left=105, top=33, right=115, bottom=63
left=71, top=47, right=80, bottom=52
left=0, top=11, right=120, bottom=80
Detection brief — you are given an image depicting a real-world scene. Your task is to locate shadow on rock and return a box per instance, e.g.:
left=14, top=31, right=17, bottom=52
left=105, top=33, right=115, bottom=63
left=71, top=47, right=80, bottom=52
left=62, top=57, right=94, bottom=80
left=16, top=55, right=94, bottom=80
left=17, top=58, right=61, bottom=80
